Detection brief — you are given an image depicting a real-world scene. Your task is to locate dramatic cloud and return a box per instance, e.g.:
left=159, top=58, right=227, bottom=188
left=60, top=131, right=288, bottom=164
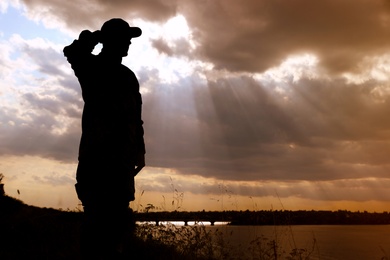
left=18, top=0, right=390, bottom=74
left=0, top=33, right=81, bottom=162
left=19, top=0, right=178, bottom=32
left=180, top=0, right=390, bottom=74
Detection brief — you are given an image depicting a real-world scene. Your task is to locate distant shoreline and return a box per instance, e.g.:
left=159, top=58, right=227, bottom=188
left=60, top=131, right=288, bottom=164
left=134, top=210, right=390, bottom=226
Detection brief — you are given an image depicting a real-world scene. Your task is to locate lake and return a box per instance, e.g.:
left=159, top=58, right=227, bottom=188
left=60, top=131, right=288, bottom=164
left=203, top=225, right=390, bottom=260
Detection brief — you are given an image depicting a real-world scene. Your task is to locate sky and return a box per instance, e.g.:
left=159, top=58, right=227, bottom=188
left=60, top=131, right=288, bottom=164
left=2, top=0, right=390, bottom=212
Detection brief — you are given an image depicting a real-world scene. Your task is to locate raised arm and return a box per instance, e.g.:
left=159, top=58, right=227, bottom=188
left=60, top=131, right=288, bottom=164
left=63, top=30, right=101, bottom=73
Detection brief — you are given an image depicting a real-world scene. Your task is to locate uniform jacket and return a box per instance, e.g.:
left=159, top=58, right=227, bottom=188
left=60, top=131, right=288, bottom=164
left=64, top=39, right=145, bottom=165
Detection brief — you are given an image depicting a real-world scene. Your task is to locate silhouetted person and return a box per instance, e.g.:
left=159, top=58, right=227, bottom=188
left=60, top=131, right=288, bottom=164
left=64, top=18, right=145, bottom=259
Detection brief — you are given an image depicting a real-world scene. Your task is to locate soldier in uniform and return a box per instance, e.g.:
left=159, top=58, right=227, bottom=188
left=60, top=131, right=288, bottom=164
left=64, top=18, right=145, bottom=259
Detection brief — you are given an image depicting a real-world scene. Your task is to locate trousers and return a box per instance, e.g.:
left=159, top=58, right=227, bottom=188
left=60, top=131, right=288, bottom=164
left=75, top=158, right=136, bottom=259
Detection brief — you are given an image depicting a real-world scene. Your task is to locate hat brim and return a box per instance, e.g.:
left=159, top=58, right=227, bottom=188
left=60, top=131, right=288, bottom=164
left=129, top=27, right=142, bottom=38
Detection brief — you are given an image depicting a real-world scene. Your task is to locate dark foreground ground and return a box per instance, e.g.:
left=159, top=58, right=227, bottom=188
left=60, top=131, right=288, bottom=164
left=0, top=195, right=191, bottom=260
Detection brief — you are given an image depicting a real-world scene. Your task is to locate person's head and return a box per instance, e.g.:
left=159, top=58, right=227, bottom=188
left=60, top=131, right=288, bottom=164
left=100, top=18, right=142, bottom=57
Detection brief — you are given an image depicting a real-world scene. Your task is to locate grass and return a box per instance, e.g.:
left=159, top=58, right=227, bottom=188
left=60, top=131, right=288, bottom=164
left=2, top=177, right=390, bottom=259
left=0, top=195, right=198, bottom=259
left=135, top=221, right=318, bottom=260
left=0, top=167, right=322, bottom=260
left=1, top=176, right=323, bottom=260
left=0, top=193, right=318, bottom=260
left=136, top=222, right=221, bottom=259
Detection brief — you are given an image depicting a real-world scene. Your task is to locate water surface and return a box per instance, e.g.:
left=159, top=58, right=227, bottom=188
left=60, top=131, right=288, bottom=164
left=205, top=225, right=390, bottom=260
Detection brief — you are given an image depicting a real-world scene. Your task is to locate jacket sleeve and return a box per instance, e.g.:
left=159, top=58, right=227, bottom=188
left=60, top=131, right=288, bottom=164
left=63, top=30, right=100, bottom=100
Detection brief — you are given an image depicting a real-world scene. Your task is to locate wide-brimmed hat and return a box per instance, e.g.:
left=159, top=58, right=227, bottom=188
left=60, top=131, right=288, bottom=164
left=101, top=18, right=142, bottom=39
